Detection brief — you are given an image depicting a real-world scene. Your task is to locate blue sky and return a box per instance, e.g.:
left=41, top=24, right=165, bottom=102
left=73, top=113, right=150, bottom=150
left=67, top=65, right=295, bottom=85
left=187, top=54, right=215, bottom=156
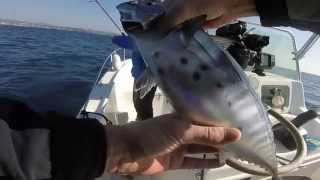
left=0, top=0, right=126, bottom=33
left=0, top=0, right=319, bottom=75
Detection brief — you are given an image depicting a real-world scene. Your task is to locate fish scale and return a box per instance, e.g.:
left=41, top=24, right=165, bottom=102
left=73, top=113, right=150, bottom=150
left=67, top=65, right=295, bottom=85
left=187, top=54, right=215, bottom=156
left=117, top=1, right=278, bottom=176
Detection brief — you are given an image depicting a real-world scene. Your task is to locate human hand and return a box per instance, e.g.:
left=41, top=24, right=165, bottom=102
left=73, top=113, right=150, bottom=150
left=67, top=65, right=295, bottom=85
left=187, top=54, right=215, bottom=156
left=105, top=114, right=241, bottom=175
left=159, top=0, right=258, bottom=31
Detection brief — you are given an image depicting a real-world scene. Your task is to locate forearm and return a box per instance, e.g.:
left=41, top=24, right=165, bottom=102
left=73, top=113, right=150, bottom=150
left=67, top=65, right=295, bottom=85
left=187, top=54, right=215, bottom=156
left=0, top=98, right=107, bottom=180
left=255, top=0, right=290, bottom=27
left=255, top=0, right=320, bottom=33
left=49, top=113, right=107, bottom=180
left=228, top=0, right=258, bottom=19
left=287, top=0, right=320, bottom=22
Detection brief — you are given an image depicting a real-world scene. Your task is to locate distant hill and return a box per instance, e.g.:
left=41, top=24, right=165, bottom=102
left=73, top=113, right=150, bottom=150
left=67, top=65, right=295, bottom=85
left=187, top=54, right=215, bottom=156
left=0, top=18, right=116, bottom=36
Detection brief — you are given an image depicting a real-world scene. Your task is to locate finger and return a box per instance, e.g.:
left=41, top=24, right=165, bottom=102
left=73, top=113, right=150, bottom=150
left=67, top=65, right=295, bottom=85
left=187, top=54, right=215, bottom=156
left=203, top=15, right=235, bottom=29
left=186, top=144, right=219, bottom=154
left=184, top=126, right=241, bottom=146
left=159, top=0, right=203, bottom=32
left=180, top=157, right=224, bottom=169
left=159, top=3, right=188, bottom=32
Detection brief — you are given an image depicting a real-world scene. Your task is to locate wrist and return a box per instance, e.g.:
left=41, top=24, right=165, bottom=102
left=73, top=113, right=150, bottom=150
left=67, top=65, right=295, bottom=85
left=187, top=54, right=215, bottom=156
left=255, top=0, right=290, bottom=27
left=105, top=125, right=145, bottom=174
left=227, top=0, right=258, bottom=19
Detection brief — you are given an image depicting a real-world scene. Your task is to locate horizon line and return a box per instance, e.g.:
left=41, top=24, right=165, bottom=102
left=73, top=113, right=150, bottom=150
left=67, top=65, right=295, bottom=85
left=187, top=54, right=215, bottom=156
left=0, top=18, right=119, bottom=35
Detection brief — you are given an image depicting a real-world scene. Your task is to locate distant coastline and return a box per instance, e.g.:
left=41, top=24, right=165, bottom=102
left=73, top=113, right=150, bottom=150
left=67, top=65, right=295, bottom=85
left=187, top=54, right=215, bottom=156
left=0, top=18, right=116, bottom=36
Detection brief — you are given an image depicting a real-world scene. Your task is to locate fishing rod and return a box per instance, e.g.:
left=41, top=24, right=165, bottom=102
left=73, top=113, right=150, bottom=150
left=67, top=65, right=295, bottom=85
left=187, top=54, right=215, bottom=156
left=89, top=0, right=126, bottom=35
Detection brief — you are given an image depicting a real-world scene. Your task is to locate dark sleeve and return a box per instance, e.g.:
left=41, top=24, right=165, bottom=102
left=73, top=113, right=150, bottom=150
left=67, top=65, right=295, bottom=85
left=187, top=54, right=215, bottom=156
left=0, top=98, right=107, bottom=180
left=49, top=113, right=107, bottom=180
left=255, top=0, right=320, bottom=33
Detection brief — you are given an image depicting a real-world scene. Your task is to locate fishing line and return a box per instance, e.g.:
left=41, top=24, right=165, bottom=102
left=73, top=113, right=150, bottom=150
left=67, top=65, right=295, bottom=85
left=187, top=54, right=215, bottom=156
left=89, top=0, right=126, bottom=35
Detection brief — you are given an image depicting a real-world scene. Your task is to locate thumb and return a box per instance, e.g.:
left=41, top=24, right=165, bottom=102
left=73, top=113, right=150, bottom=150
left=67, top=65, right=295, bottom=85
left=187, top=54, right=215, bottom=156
left=158, top=3, right=188, bottom=32
left=184, top=125, right=241, bottom=146
left=159, top=0, right=205, bottom=32
left=203, top=15, right=236, bottom=29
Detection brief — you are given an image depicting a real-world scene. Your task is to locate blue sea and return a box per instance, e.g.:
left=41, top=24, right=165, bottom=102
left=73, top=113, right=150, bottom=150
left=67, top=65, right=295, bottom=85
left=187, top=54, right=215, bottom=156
left=0, top=25, right=320, bottom=116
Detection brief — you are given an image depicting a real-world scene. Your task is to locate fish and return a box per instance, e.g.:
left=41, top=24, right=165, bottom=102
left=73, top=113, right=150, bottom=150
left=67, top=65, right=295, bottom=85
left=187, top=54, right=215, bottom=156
left=117, top=1, right=278, bottom=176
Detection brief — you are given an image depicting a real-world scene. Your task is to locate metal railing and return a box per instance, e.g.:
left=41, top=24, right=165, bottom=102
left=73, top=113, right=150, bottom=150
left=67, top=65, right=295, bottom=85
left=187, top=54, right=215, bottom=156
left=94, top=48, right=127, bottom=86
left=81, top=48, right=128, bottom=116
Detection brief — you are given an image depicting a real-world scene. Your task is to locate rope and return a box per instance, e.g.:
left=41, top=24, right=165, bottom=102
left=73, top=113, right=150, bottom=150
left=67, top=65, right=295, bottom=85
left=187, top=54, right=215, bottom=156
left=226, top=109, right=307, bottom=177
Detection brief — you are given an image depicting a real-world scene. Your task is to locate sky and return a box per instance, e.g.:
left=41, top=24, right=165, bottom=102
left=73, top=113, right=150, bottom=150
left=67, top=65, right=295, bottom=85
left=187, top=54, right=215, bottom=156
left=0, top=0, right=126, bottom=33
left=0, top=0, right=319, bottom=75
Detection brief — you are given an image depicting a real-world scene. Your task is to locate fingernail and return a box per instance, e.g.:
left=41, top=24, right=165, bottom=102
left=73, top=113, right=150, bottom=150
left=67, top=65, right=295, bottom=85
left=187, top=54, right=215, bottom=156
left=229, top=128, right=242, bottom=141
left=233, top=128, right=241, bottom=141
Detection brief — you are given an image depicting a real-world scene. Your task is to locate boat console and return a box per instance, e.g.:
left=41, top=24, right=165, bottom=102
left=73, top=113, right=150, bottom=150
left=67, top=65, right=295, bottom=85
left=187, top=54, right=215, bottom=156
left=247, top=72, right=305, bottom=116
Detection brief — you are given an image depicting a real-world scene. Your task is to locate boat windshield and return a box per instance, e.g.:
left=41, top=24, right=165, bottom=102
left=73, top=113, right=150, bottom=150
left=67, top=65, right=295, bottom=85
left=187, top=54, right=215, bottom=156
left=246, top=24, right=299, bottom=80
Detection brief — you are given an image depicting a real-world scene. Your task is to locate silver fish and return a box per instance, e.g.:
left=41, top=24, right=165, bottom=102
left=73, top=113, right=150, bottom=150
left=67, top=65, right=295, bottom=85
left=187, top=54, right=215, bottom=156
left=118, top=1, right=278, bottom=175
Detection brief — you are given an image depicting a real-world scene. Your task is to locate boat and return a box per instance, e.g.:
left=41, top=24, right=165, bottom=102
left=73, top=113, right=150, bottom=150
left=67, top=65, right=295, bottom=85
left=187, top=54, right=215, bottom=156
left=78, top=23, right=320, bottom=179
